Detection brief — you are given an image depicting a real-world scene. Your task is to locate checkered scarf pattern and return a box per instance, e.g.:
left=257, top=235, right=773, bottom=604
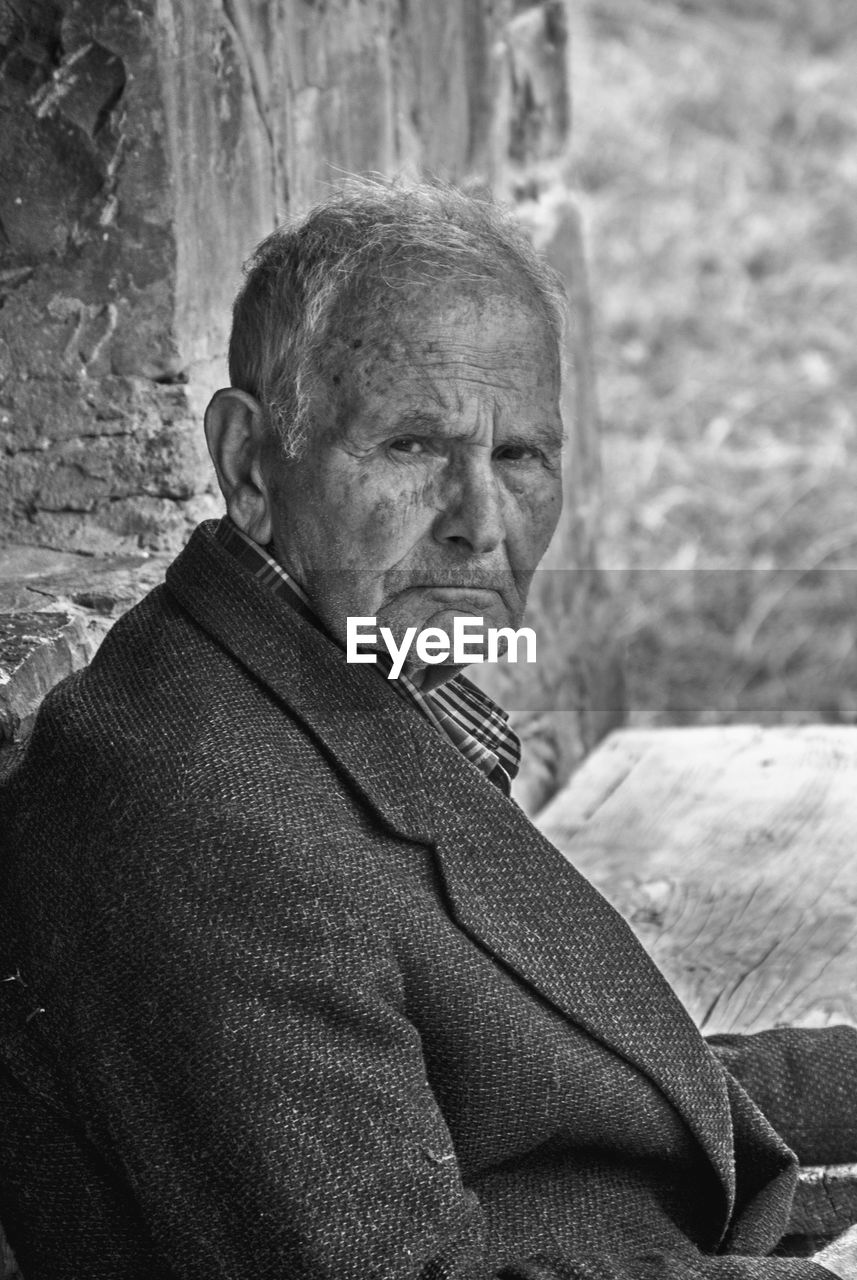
left=215, top=519, right=521, bottom=791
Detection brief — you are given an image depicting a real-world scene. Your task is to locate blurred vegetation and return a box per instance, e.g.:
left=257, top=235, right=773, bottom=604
left=569, top=0, right=857, bottom=725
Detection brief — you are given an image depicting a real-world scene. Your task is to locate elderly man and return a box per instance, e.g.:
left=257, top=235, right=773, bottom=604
left=1, top=182, right=856, bottom=1280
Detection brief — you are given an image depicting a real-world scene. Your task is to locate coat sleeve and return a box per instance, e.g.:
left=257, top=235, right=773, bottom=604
left=707, top=1027, right=857, bottom=1165
left=66, top=800, right=838, bottom=1280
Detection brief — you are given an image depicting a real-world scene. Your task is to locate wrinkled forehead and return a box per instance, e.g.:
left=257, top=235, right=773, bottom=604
left=323, top=273, right=561, bottom=387
left=303, top=282, right=563, bottom=456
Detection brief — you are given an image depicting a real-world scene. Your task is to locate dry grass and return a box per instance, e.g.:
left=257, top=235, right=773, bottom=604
left=568, top=0, right=857, bottom=725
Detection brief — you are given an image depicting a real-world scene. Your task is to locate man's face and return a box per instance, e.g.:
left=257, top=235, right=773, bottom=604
left=262, top=287, right=564, bottom=677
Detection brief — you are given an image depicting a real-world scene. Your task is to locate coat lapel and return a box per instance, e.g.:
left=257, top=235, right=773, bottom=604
left=409, top=721, right=738, bottom=1235
left=164, top=524, right=433, bottom=845
left=167, top=523, right=736, bottom=1235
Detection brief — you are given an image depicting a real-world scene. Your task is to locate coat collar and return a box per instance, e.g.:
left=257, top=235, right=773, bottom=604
left=165, top=522, right=433, bottom=846
left=166, top=522, right=737, bottom=1231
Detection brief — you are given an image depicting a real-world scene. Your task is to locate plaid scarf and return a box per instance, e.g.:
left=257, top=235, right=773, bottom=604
left=216, top=519, right=521, bottom=792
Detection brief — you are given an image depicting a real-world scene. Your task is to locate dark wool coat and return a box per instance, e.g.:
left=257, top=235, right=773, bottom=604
left=1, top=521, right=855, bottom=1280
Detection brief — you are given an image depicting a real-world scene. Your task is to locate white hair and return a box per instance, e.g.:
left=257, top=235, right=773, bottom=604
left=229, top=177, right=567, bottom=459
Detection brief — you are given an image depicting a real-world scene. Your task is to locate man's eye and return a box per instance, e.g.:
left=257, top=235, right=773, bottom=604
left=388, top=438, right=427, bottom=455
left=495, top=444, right=540, bottom=463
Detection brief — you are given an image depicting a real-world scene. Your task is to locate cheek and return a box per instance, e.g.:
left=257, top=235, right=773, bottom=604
left=509, top=475, right=563, bottom=553
left=333, top=476, right=439, bottom=566
left=373, top=482, right=439, bottom=540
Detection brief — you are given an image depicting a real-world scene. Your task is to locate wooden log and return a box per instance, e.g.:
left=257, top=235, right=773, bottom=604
left=788, top=1164, right=857, bottom=1248
left=537, top=725, right=857, bottom=1033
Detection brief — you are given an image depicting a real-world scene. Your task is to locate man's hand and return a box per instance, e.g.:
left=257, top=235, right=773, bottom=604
left=814, top=1224, right=857, bottom=1279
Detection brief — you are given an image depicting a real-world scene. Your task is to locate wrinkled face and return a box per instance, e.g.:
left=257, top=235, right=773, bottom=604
left=262, top=287, right=564, bottom=678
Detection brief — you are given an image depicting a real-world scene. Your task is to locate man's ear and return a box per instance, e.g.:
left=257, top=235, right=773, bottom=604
left=204, top=388, right=274, bottom=545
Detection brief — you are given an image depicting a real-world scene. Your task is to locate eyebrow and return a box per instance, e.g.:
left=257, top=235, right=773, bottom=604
left=513, top=421, right=567, bottom=451
left=379, top=409, right=566, bottom=450
left=390, top=409, right=448, bottom=435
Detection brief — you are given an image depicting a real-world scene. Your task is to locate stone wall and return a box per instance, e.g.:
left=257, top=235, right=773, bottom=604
left=1, top=0, right=571, bottom=554
left=1, top=0, right=212, bottom=554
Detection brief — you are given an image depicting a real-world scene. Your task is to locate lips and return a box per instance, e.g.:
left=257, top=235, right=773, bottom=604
left=414, top=585, right=502, bottom=603
left=406, top=578, right=508, bottom=594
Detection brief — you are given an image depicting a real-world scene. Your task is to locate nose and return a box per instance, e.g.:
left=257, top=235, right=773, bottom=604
left=432, top=454, right=504, bottom=555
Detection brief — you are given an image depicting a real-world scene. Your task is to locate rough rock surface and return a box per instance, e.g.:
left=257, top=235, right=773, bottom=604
left=1, top=1, right=220, bottom=553
left=1, top=0, right=573, bottom=554
left=0, top=543, right=170, bottom=752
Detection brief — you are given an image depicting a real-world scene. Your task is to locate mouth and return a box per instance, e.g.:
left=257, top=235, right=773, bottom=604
left=414, top=586, right=502, bottom=606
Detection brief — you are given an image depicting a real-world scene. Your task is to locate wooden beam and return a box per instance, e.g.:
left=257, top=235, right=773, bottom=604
left=537, top=725, right=857, bottom=1034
